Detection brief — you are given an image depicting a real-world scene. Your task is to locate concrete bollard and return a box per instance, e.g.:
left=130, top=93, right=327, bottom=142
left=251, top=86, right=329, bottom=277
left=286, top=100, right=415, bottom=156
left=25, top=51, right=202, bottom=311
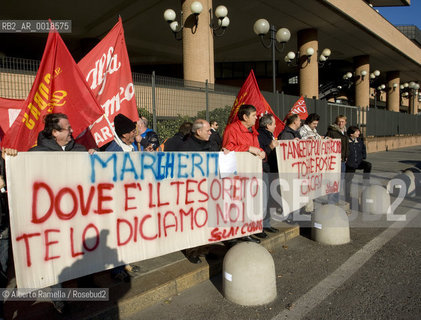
left=403, top=170, right=416, bottom=197
left=361, top=185, right=390, bottom=215
left=311, top=204, right=350, bottom=245
left=387, top=173, right=411, bottom=198
left=223, top=242, right=276, bottom=306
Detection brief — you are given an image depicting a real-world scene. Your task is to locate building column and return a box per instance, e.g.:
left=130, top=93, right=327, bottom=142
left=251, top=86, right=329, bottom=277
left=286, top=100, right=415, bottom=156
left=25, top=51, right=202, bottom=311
left=386, top=71, right=400, bottom=112
left=182, top=0, right=214, bottom=83
left=298, top=29, right=318, bottom=99
left=354, top=55, right=370, bottom=109
left=409, top=91, right=417, bottom=114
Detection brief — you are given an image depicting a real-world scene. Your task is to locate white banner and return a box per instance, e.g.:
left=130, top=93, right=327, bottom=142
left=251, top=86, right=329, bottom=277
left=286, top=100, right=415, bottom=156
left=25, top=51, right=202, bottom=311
left=6, top=152, right=262, bottom=289
left=276, top=139, right=341, bottom=215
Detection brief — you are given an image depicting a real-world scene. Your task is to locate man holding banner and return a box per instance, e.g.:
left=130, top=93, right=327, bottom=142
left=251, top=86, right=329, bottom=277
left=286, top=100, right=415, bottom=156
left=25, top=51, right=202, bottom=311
left=222, top=104, right=265, bottom=243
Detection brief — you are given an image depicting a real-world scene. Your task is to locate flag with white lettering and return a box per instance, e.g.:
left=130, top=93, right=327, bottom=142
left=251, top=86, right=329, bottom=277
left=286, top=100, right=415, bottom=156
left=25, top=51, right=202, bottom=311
left=78, top=17, right=139, bottom=147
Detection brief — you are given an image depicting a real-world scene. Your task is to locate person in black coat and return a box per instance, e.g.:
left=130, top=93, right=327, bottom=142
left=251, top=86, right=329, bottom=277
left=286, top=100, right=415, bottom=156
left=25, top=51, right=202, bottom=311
left=345, top=126, right=372, bottom=202
left=255, top=114, right=279, bottom=239
left=209, top=120, right=222, bottom=151
left=180, top=119, right=219, bottom=152
left=164, top=122, right=193, bottom=151
left=278, top=114, right=302, bottom=140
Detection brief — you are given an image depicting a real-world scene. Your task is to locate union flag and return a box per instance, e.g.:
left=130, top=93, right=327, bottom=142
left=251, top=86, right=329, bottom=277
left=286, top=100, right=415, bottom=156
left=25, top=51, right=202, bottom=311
left=284, top=96, right=308, bottom=122
left=1, top=26, right=105, bottom=151
left=227, top=70, right=285, bottom=137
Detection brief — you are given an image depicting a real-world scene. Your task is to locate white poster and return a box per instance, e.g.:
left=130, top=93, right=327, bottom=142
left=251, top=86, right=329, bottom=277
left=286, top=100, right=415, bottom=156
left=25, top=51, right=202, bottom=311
left=276, top=139, right=341, bottom=215
left=6, top=151, right=262, bottom=289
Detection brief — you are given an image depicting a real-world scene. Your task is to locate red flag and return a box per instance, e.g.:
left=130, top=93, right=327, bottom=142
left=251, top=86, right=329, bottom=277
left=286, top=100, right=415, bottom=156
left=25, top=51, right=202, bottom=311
left=78, top=17, right=139, bottom=147
left=227, top=70, right=285, bottom=137
left=0, top=97, right=24, bottom=138
left=284, top=96, right=308, bottom=122
left=1, top=28, right=105, bottom=151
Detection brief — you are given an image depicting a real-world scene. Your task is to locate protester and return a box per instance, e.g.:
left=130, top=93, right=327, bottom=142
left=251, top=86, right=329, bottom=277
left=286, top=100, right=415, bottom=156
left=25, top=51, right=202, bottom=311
left=180, top=119, right=219, bottom=152
left=326, top=115, right=349, bottom=203
left=105, top=113, right=141, bottom=277
left=209, top=120, right=222, bottom=151
left=222, top=104, right=266, bottom=159
left=345, top=126, right=372, bottom=203
left=163, top=122, right=193, bottom=151
left=29, top=113, right=88, bottom=152
left=134, top=116, right=159, bottom=151
left=299, top=113, right=321, bottom=139
left=172, top=119, right=217, bottom=263
left=255, top=114, right=280, bottom=239
left=278, top=114, right=302, bottom=140
left=28, top=113, right=93, bottom=314
left=106, top=113, right=137, bottom=152
left=222, top=104, right=265, bottom=244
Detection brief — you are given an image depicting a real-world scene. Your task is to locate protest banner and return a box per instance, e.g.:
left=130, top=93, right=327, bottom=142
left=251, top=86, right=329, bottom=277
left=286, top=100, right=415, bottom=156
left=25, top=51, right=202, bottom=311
left=6, top=152, right=262, bottom=289
left=78, top=17, right=139, bottom=147
left=227, top=70, right=285, bottom=137
left=276, top=139, right=341, bottom=215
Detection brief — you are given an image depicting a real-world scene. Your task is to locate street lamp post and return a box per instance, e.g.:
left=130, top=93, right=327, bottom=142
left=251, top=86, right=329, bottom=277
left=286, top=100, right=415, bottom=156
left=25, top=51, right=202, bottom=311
left=253, top=19, right=291, bottom=94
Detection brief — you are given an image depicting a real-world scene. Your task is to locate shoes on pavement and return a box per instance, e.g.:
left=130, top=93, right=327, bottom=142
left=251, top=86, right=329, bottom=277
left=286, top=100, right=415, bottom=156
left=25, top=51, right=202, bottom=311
left=125, top=264, right=140, bottom=273
left=254, top=232, right=268, bottom=239
left=241, top=236, right=261, bottom=244
left=264, top=227, right=279, bottom=233
left=186, top=255, right=202, bottom=264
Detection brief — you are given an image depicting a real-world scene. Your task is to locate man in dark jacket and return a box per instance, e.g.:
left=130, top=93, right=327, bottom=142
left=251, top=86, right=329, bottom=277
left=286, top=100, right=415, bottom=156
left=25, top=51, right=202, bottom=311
left=30, top=113, right=87, bottom=152
left=278, top=114, right=302, bottom=140
left=345, top=126, right=372, bottom=202
left=326, top=115, right=349, bottom=203
left=180, top=119, right=219, bottom=152
left=164, top=122, right=193, bottom=151
left=256, top=114, right=279, bottom=239
left=28, top=113, right=89, bottom=314
left=209, top=120, right=222, bottom=151
left=177, top=119, right=216, bottom=263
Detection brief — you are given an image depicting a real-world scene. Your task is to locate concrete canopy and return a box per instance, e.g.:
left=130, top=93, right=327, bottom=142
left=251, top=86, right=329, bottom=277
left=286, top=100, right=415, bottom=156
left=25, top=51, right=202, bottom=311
left=0, top=0, right=420, bottom=84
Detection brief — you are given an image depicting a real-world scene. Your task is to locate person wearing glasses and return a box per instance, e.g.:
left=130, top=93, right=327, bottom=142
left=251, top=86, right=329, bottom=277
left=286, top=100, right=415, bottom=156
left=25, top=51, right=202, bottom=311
left=209, top=120, right=222, bottom=151
left=29, top=113, right=88, bottom=152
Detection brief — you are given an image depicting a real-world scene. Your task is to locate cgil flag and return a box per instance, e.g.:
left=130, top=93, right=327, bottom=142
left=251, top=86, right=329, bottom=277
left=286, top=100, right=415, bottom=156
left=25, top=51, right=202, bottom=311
left=1, top=26, right=105, bottom=151
left=78, top=17, right=139, bottom=147
left=227, top=69, right=285, bottom=137
left=0, top=97, right=24, bottom=138
left=284, top=96, right=308, bottom=122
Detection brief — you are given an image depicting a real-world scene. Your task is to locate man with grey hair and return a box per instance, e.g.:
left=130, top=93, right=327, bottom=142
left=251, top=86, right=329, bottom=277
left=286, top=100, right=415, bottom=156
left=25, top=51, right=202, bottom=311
left=180, top=119, right=218, bottom=151
left=134, top=116, right=159, bottom=151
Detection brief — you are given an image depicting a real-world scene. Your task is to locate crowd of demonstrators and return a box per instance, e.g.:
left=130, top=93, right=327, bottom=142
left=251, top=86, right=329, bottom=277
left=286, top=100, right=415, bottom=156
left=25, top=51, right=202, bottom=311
left=255, top=114, right=280, bottom=239
left=163, top=122, right=192, bottom=151
left=345, top=126, right=372, bottom=203
left=0, top=106, right=371, bottom=317
left=222, top=104, right=265, bottom=244
left=209, top=120, right=222, bottom=151
left=134, top=116, right=159, bottom=151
